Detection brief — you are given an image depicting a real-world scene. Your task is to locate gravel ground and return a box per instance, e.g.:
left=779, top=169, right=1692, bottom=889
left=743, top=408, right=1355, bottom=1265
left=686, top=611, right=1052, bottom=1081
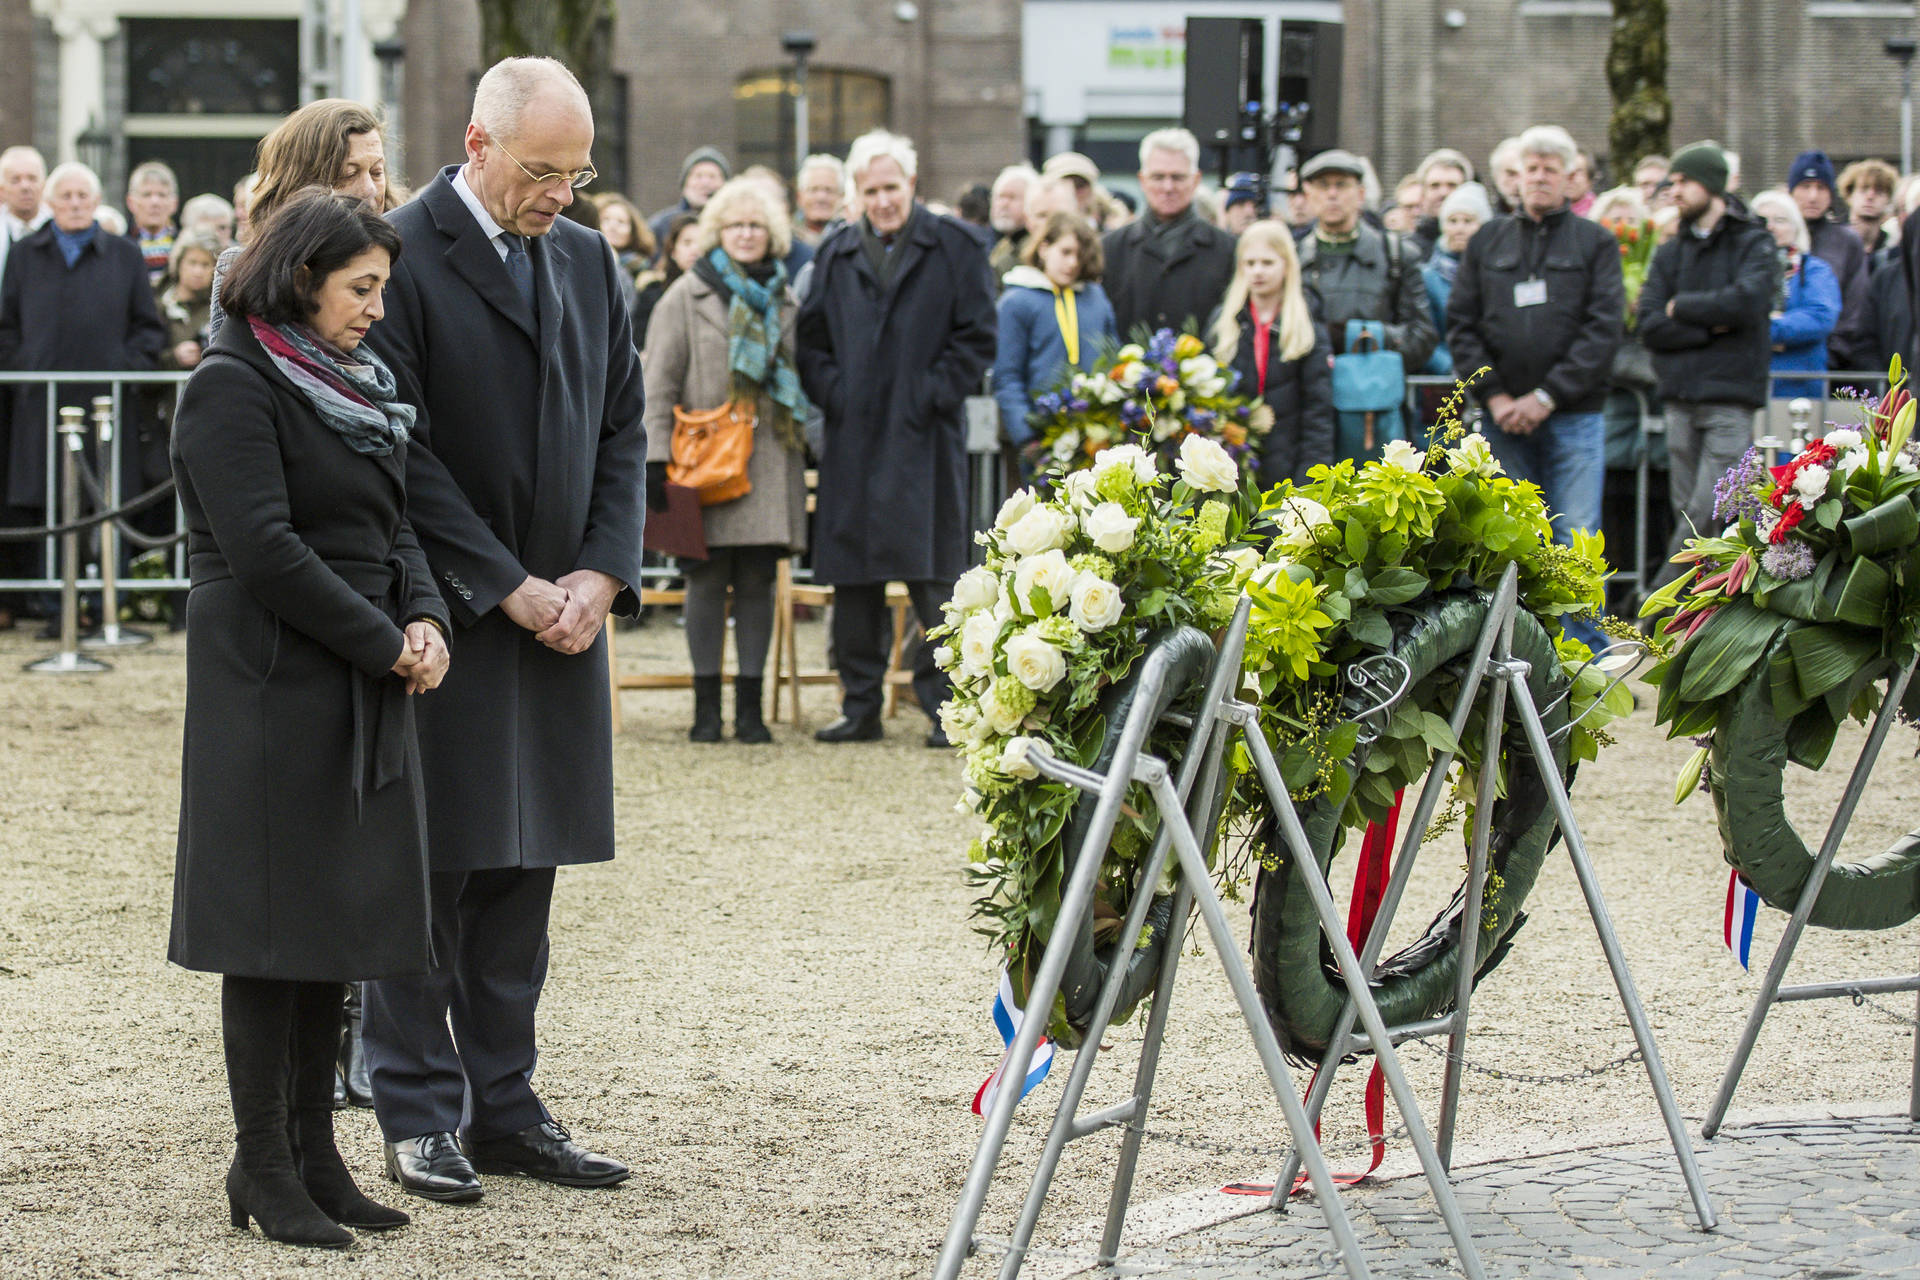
left=3, top=614, right=1918, bottom=1279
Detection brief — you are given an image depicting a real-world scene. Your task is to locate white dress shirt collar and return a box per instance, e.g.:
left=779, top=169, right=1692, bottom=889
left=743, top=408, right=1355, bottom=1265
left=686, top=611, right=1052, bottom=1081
left=451, top=166, right=512, bottom=260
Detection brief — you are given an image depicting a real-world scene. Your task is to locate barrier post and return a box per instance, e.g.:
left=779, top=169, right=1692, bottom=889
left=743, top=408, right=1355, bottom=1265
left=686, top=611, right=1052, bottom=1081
left=80, top=394, right=151, bottom=649
left=25, top=407, right=110, bottom=674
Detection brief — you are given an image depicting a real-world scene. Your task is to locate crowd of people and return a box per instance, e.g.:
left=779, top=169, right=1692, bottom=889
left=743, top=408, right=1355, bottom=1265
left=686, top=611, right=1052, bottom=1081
left=8, top=65, right=1920, bottom=1251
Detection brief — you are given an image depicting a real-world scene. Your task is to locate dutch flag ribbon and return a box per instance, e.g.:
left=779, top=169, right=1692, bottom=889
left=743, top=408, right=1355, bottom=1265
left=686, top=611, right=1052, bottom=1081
left=1724, top=869, right=1762, bottom=971
left=972, top=971, right=1056, bottom=1117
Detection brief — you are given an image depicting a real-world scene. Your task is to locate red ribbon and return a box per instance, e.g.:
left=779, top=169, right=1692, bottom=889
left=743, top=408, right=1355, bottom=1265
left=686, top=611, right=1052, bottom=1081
left=1224, top=791, right=1403, bottom=1197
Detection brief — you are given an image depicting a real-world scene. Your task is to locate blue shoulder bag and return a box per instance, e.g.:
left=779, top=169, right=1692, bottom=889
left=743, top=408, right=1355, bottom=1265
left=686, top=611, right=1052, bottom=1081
left=1331, top=319, right=1406, bottom=463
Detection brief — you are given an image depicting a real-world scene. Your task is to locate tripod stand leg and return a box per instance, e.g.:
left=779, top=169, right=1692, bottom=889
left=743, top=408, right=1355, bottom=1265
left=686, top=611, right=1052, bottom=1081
left=1700, top=653, right=1918, bottom=1143
left=1506, top=676, right=1717, bottom=1232
left=1148, top=771, right=1374, bottom=1280
left=1239, top=732, right=1488, bottom=1280
left=1438, top=655, right=1508, bottom=1168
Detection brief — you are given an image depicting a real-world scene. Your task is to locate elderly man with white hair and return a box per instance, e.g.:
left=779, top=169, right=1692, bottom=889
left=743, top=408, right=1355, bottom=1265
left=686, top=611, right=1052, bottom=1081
left=986, top=162, right=1037, bottom=283
left=1100, top=127, right=1236, bottom=334
left=1446, top=124, right=1623, bottom=649
left=0, top=145, right=50, bottom=284
left=796, top=128, right=997, bottom=745
left=793, top=152, right=845, bottom=247
left=358, top=54, right=646, bottom=1202
left=0, top=160, right=164, bottom=625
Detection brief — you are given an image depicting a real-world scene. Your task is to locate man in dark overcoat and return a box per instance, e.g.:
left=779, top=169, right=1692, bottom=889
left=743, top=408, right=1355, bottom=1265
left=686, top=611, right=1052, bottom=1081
left=1099, top=128, right=1237, bottom=338
left=0, top=161, right=163, bottom=602
left=359, top=57, right=646, bottom=1202
left=796, top=129, right=997, bottom=745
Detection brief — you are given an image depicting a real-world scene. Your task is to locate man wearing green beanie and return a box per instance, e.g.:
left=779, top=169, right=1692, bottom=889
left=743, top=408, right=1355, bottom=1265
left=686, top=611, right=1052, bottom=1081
left=1635, top=141, right=1779, bottom=587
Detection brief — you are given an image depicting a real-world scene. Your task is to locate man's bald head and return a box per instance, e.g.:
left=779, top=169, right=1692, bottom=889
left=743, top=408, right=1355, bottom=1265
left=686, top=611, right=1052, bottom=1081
left=470, top=56, right=593, bottom=145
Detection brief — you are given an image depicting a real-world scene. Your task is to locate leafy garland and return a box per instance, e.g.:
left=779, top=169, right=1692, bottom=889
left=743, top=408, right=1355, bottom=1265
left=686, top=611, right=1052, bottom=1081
left=931, top=437, right=1268, bottom=993
left=1235, top=397, right=1626, bottom=839
left=1643, top=361, right=1920, bottom=798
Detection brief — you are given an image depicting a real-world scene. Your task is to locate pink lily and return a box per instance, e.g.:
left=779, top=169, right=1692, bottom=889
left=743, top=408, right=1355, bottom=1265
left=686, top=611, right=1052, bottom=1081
left=1663, top=604, right=1720, bottom=641
left=1693, top=551, right=1754, bottom=598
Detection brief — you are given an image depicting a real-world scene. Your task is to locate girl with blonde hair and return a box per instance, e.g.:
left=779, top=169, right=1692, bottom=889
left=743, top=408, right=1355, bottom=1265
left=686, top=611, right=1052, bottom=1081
left=1209, top=220, right=1331, bottom=486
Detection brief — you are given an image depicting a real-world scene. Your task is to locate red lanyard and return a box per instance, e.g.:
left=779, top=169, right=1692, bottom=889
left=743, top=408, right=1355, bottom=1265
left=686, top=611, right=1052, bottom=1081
left=1252, top=305, right=1273, bottom=395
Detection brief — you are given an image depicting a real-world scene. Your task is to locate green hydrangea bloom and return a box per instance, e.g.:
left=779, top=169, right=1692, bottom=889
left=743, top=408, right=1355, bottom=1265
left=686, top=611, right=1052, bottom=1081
left=1190, top=499, right=1230, bottom=553
left=1070, top=552, right=1116, bottom=580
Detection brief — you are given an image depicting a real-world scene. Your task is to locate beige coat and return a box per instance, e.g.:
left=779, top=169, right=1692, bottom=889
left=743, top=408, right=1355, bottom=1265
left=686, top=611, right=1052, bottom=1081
left=642, top=271, right=808, bottom=551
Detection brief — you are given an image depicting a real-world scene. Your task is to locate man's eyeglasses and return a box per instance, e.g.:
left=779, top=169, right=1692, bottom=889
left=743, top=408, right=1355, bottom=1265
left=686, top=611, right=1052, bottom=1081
left=494, top=138, right=597, bottom=191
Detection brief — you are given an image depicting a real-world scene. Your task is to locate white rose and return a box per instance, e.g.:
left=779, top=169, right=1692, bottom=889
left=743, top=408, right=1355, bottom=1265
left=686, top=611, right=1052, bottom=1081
left=998, top=735, right=1043, bottom=780
left=1176, top=433, right=1240, bottom=492
left=959, top=612, right=1000, bottom=678
left=1005, top=631, right=1068, bottom=692
left=1050, top=429, right=1082, bottom=464
left=994, top=488, right=1035, bottom=530
left=1082, top=501, right=1141, bottom=554
left=1181, top=355, right=1227, bottom=397
left=938, top=699, right=973, bottom=741
left=1150, top=413, right=1182, bottom=443
left=1250, top=559, right=1291, bottom=588
left=1381, top=439, right=1426, bottom=473
left=1095, top=443, right=1158, bottom=483
left=1272, top=495, right=1333, bottom=547
left=1219, top=546, right=1263, bottom=585
left=1060, top=469, right=1100, bottom=510
left=932, top=644, right=955, bottom=670
left=1068, top=574, right=1126, bottom=632
left=1793, top=464, right=1832, bottom=505
left=1013, top=549, right=1079, bottom=615
left=1823, top=428, right=1862, bottom=451
left=1094, top=375, right=1127, bottom=405
left=1004, top=504, right=1074, bottom=557
left=951, top=566, right=1000, bottom=615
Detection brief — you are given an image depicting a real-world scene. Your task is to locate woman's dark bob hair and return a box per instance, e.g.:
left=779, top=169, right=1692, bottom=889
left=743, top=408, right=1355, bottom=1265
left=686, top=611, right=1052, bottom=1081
left=221, top=186, right=402, bottom=329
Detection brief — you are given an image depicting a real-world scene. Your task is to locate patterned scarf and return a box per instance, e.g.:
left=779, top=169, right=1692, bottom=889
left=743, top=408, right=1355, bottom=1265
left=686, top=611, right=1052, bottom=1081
left=248, top=317, right=414, bottom=457
left=707, top=248, right=808, bottom=453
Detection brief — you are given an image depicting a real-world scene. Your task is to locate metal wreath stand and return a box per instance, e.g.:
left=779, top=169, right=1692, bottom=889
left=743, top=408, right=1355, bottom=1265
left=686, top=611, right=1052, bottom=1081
left=1702, top=648, right=1920, bottom=1138
left=933, top=564, right=1716, bottom=1280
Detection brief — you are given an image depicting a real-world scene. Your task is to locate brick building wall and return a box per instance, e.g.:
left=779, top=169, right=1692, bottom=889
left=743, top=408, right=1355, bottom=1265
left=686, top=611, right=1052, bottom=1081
left=402, top=0, right=1024, bottom=213
left=1348, top=0, right=1916, bottom=194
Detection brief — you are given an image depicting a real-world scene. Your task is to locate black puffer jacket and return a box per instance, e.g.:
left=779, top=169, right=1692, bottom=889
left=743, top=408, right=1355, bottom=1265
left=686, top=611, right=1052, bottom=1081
left=1296, top=224, right=1437, bottom=369
left=1635, top=200, right=1780, bottom=409
left=1445, top=207, right=1625, bottom=413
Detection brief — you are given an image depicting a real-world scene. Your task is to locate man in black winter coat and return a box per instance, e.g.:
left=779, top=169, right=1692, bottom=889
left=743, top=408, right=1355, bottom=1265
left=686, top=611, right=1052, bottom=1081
left=796, top=129, right=998, bottom=746
left=1100, top=128, right=1236, bottom=338
left=1447, top=126, right=1622, bottom=648
left=359, top=57, right=645, bottom=1203
left=1295, top=149, right=1437, bottom=370
left=1635, top=143, right=1778, bottom=580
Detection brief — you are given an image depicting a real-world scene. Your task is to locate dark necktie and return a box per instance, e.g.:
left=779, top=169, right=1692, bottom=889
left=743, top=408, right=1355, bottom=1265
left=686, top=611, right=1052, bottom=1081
left=503, top=234, right=535, bottom=312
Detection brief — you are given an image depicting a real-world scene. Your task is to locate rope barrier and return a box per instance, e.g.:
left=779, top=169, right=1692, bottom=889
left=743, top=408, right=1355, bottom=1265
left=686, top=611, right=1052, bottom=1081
left=0, top=476, right=177, bottom=543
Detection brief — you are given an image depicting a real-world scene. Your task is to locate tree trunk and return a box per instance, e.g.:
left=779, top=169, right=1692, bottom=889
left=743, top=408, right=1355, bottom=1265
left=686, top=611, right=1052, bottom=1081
left=474, top=0, right=616, bottom=187
left=1607, top=0, right=1671, bottom=176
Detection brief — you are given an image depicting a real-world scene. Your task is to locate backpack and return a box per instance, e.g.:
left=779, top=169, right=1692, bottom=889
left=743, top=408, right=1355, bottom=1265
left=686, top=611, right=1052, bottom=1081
left=1332, top=319, right=1407, bottom=462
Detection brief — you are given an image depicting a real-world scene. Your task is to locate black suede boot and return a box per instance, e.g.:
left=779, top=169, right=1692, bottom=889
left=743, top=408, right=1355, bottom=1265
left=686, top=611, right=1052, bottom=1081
left=690, top=674, right=723, bottom=742
left=222, top=977, right=355, bottom=1249
left=339, top=984, right=372, bottom=1108
left=734, top=676, right=771, bottom=743
left=290, top=982, right=408, bottom=1230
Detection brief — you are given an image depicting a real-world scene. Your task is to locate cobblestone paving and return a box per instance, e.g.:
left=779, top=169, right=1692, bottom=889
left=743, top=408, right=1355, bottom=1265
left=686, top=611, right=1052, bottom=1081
left=1077, top=1115, right=1920, bottom=1277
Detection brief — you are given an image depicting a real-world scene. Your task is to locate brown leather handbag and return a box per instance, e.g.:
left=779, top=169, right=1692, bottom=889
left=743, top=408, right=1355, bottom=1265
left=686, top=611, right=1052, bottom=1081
left=668, top=399, right=755, bottom=506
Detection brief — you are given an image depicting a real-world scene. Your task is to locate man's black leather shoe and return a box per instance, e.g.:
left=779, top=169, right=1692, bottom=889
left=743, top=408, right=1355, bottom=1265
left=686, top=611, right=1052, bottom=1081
left=384, top=1132, right=483, bottom=1203
left=463, top=1120, right=629, bottom=1189
left=925, top=723, right=950, bottom=749
left=814, top=714, right=883, bottom=743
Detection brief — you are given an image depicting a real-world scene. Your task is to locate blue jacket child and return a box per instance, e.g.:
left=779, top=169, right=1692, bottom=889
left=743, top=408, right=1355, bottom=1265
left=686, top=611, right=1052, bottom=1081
left=992, top=265, right=1118, bottom=445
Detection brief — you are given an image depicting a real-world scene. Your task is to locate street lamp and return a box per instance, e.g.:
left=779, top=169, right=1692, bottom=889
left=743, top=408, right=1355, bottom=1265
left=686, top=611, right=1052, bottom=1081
left=76, top=115, right=111, bottom=186
left=1889, top=37, right=1916, bottom=177
left=782, top=30, right=816, bottom=178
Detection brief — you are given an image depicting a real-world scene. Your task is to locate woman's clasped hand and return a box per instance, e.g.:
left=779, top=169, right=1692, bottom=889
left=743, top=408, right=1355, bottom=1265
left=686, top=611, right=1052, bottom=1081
left=392, top=620, right=450, bottom=694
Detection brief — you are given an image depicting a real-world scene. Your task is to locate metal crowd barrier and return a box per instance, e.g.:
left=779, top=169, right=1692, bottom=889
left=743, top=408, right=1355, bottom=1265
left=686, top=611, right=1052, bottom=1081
left=0, top=369, right=191, bottom=593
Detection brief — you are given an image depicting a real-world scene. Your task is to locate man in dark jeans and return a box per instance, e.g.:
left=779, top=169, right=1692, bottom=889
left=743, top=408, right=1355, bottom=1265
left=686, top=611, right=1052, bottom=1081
left=1447, top=125, right=1623, bottom=650
left=1636, top=142, right=1778, bottom=583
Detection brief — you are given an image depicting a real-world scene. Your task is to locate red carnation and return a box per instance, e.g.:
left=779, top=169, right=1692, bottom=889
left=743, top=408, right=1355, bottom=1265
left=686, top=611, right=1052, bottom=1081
left=1770, top=502, right=1806, bottom=544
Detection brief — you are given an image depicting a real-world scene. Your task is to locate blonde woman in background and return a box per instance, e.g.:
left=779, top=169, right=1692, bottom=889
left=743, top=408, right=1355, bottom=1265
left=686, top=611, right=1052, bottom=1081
left=1208, top=220, right=1331, bottom=487
left=641, top=177, right=809, bottom=744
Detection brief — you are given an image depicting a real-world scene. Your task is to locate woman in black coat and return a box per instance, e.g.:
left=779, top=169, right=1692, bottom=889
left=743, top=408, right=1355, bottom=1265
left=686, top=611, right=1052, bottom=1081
left=169, top=190, right=448, bottom=1248
left=1207, top=220, right=1334, bottom=488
